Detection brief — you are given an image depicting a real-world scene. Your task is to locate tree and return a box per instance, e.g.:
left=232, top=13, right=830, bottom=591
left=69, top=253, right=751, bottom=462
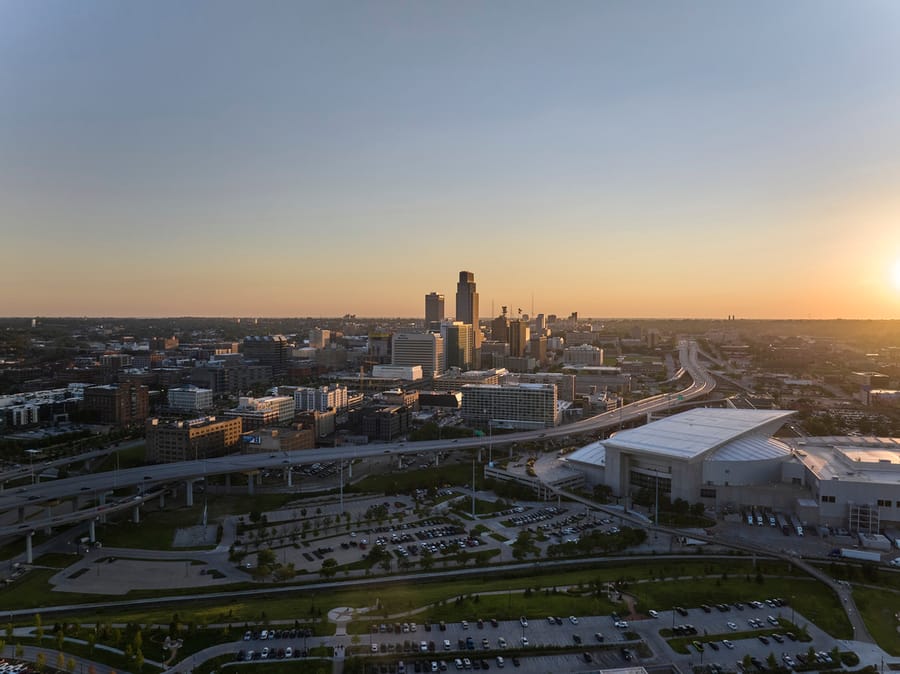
left=420, top=549, right=435, bottom=571
left=35, top=613, right=43, bottom=641
left=766, top=652, right=777, bottom=670
left=67, top=657, right=77, bottom=673
left=256, top=548, right=276, bottom=573
left=14, top=643, right=23, bottom=658
left=320, top=558, right=338, bottom=578
left=56, top=651, right=66, bottom=670
left=35, top=652, right=46, bottom=670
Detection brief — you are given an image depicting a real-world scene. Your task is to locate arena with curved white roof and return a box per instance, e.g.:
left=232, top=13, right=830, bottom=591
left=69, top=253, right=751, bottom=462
left=564, top=407, right=900, bottom=528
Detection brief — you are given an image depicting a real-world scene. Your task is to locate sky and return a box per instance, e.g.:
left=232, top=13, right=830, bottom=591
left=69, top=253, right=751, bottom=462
left=3, top=1, right=900, bottom=319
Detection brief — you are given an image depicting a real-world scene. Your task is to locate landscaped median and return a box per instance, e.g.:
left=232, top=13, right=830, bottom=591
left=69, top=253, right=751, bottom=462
left=662, top=618, right=812, bottom=655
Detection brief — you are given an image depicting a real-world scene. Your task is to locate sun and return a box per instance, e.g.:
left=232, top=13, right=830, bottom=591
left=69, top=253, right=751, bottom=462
left=893, top=259, right=900, bottom=291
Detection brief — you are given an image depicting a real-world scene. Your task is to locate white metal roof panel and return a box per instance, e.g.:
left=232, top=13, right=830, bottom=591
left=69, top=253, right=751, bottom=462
left=708, top=435, right=792, bottom=462
left=566, top=440, right=607, bottom=467
left=603, top=408, right=795, bottom=462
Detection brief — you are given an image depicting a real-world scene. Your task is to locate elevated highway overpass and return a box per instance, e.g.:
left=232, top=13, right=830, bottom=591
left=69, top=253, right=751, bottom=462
left=0, top=340, right=715, bottom=559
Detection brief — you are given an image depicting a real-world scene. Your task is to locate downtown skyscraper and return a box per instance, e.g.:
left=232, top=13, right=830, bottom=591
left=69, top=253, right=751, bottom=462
left=425, top=292, right=444, bottom=331
left=455, top=270, right=481, bottom=364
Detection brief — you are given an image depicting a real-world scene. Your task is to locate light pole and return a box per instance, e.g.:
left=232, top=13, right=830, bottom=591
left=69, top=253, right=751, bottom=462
left=471, top=460, right=476, bottom=518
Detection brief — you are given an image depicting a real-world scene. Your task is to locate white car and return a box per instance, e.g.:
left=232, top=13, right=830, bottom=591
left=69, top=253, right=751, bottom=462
left=498, top=637, right=507, bottom=648
left=444, top=640, right=451, bottom=650
left=520, top=636, right=529, bottom=646
left=889, top=557, right=900, bottom=568
left=569, top=615, right=579, bottom=625
left=727, top=621, right=737, bottom=630
left=722, top=639, right=734, bottom=650
left=519, top=616, right=528, bottom=628
left=284, top=647, right=293, bottom=658
left=614, top=620, right=628, bottom=629
left=648, top=610, right=659, bottom=618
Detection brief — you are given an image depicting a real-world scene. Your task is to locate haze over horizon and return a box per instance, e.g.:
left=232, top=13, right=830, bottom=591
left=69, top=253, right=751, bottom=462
left=3, top=1, right=900, bottom=320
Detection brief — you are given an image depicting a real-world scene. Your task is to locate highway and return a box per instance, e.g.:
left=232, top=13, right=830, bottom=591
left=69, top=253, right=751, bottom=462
left=0, top=340, right=715, bottom=542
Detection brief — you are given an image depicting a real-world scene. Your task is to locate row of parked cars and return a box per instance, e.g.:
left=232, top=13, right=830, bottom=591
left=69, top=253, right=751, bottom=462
left=236, top=646, right=307, bottom=660
left=242, top=627, right=314, bottom=640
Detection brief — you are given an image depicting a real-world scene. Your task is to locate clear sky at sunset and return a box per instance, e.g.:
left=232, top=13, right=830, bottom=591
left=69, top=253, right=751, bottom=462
left=2, top=1, right=900, bottom=319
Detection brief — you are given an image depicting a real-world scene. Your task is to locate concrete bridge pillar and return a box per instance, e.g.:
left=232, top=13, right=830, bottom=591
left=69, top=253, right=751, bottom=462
left=347, top=461, right=352, bottom=478
left=397, top=455, right=403, bottom=469
left=25, top=530, right=33, bottom=564
left=159, top=491, right=165, bottom=509
left=434, top=453, right=440, bottom=467
left=185, top=480, right=195, bottom=507
left=133, top=504, right=141, bottom=524
left=99, top=493, right=107, bottom=523
left=286, top=469, right=293, bottom=488
left=89, top=519, right=96, bottom=543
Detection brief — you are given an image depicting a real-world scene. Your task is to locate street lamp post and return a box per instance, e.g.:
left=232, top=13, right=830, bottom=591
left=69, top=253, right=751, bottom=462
left=488, top=420, right=493, bottom=465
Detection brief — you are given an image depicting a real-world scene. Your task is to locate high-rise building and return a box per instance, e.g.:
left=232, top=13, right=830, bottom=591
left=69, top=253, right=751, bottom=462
left=455, top=271, right=480, bottom=335
left=508, top=319, right=530, bottom=358
left=529, top=335, right=548, bottom=366
left=442, top=321, right=474, bottom=371
left=460, top=383, right=559, bottom=430
left=491, top=315, right=509, bottom=343
left=242, top=335, right=290, bottom=377
left=455, top=270, right=482, bottom=366
left=309, top=328, right=330, bottom=349
left=392, top=332, right=444, bottom=378
left=425, top=292, right=445, bottom=331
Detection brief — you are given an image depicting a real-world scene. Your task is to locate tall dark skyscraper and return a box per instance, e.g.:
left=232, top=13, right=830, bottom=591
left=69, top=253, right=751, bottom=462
left=425, top=292, right=444, bottom=331
left=456, top=270, right=481, bottom=366
left=455, top=271, right=479, bottom=327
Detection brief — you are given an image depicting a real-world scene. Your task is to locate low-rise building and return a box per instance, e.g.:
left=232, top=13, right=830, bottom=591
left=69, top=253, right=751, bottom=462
left=167, top=385, right=213, bottom=413
left=145, top=416, right=243, bottom=463
left=224, top=395, right=295, bottom=430
left=240, top=425, right=316, bottom=453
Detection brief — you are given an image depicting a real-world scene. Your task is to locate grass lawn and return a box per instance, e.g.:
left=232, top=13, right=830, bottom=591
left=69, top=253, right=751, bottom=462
left=95, top=493, right=302, bottom=550
left=17, top=634, right=163, bottom=673
left=346, top=464, right=484, bottom=495
left=1, top=555, right=854, bottom=649
left=853, top=586, right=900, bottom=656
left=451, top=498, right=508, bottom=516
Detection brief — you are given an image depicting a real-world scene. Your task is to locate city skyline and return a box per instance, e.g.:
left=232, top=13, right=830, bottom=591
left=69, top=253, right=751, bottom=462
left=3, top=2, right=900, bottom=319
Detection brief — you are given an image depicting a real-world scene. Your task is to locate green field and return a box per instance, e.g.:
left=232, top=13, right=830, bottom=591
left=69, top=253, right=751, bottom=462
left=853, top=586, right=900, bottom=656
left=346, top=463, right=481, bottom=495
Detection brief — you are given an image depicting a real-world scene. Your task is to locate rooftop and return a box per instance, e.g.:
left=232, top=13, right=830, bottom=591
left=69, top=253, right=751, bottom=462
left=792, top=436, right=900, bottom=485
left=602, top=408, right=795, bottom=462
